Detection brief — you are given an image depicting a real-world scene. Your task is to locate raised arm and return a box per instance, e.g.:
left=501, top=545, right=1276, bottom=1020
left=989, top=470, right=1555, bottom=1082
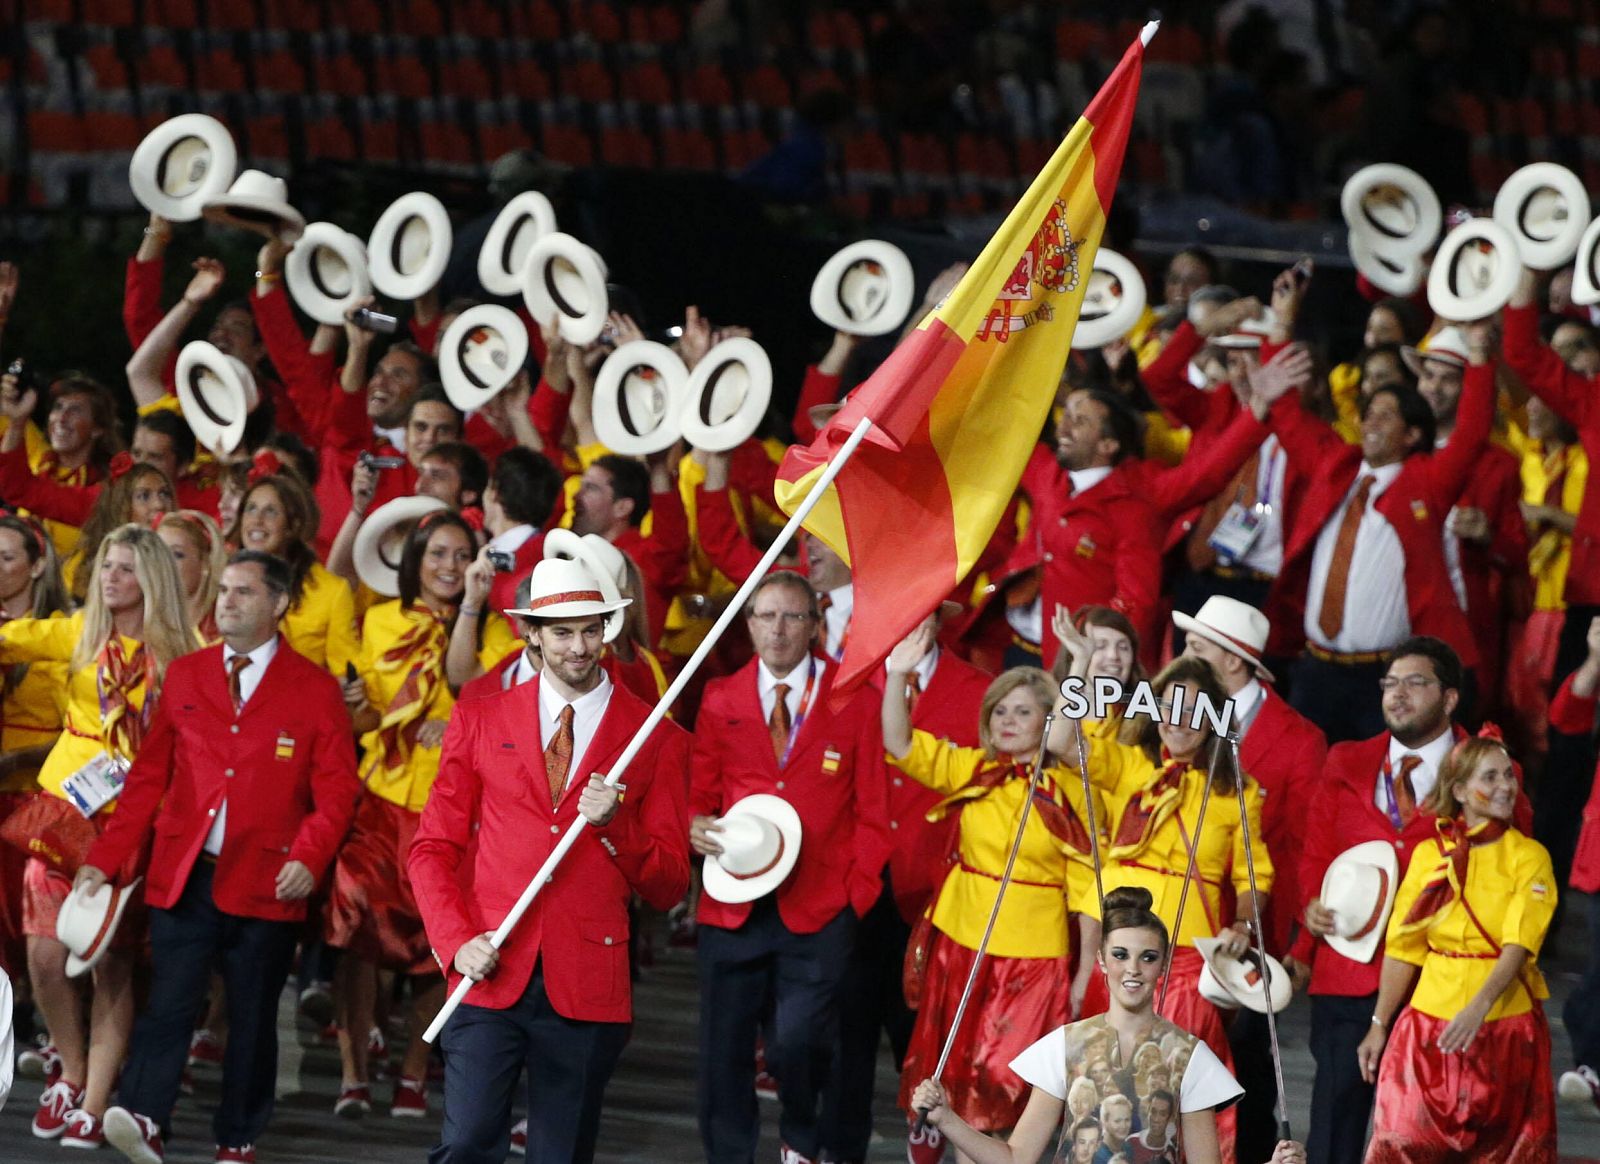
left=124, top=213, right=170, bottom=351
left=1502, top=266, right=1597, bottom=429
left=127, top=257, right=228, bottom=409
left=1422, top=337, right=1496, bottom=508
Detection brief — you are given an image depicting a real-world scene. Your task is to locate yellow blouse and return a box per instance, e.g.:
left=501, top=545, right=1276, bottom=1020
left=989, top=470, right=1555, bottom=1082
left=1088, top=737, right=1274, bottom=949
left=1510, top=428, right=1588, bottom=612
left=1329, top=362, right=1363, bottom=446
left=282, top=561, right=359, bottom=675
left=0, top=613, right=68, bottom=794
left=1385, top=826, right=1554, bottom=1022
left=892, top=729, right=1105, bottom=960
left=356, top=600, right=518, bottom=812
left=0, top=611, right=152, bottom=804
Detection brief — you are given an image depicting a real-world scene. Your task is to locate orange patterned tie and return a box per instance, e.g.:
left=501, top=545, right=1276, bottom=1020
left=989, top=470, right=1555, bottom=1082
left=545, top=704, right=575, bottom=808
left=769, top=683, right=791, bottom=764
left=228, top=654, right=252, bottom=715
left=1317, top=475, right=1376, bottom=641
left=1394, top=753, right=1421, bottom=828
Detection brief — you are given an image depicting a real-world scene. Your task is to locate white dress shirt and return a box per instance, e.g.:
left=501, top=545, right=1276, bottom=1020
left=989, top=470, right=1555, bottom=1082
left=1231, top=678, right=1267, bottom=737
left=488, top=523, right=538, bottom=555
left=1068, top=465, right=1113, bottom=495
left=1237, top=435, right=1287, bottom=577
left=1304, top=462, right=1409, bottom=652
left=538, top=673, right=614, bottom=791
left=505, top=650, right=538, bottom=690
left=820, top=583, right=853, bottom=661
left=374, top=422, right=406, bottom=452
left=204, top=636, right=280, bottom=856
left=1377, top=726, right=1455, bottom=818
left=758, top=655, right=817, bottom=729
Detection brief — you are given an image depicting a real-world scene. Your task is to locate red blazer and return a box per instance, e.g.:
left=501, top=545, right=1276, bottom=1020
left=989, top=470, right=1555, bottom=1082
left=458, top=650, right=525, bottom=703
left=486, top=531, right=547, bottom=617
left=871, top=650, right=991, bottom=923
left=86, top=641, right=358, bottom=922
left=1262, top=362, right=1492, bottom=664
left=1503, top=303, right=1600, bottom=605
left=409, top=675, right=690, bottom=1020
left=614, top=486, right=689, bottom=644
left=690, top=656, right=892, bottom=934
left=1239, top=687, right=1327, bottom=953
left=1292, top=729, right=1533, bottom=996
left=1452, top=443, right=1529, bottom=711
left=1551, top=674, right=1600, bottom=892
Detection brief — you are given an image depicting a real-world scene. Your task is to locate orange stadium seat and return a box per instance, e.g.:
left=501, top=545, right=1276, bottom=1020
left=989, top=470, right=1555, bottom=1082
left=333, top=0, right=384, bottom=36
left=561, top=58, right=616, bottom=104
left=684, top=63, right=734, bottom=108
left=138, top=42, right=190, bottom=90
left=84, top=106, right=144, bottom=152
left=477, top=112, right=535, bottom=159
left=742, top=64, right=792, bottom=111
left=246, top=113, right=290, bottom=162
left=647, top=3, right=684, bottom=45
left=419, top=110, right=477, bottom=167
left=259, top=0, right=324, bottom=33
left=1055, top=19, right=1106, bottom=63
left=456, top=0, right=505, bottom=39
left=574, top=1, right=624, bottom=46
left=509, top=0, right=564, bottom=41
left=501, top=56, right=553, bottom=102
left=305, top=111, right=358, bottom=161
left=360, top=111, right=401, bottom=163
left=541, top=118, right=595, bottom=168
left=255, top=47, right=308, bottom=94
left=148, top=0, right=200, bottom=29
left=207, top=0, right=258, bottom=31
left=397, top=0, right=448, bottom=39
left=660, top=121, right=716, bottom=172
left=23, top=0, right=74, bottom=20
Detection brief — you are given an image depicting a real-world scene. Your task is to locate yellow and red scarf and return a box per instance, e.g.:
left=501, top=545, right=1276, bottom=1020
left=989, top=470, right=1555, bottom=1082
left=928, top=757, right=1093, bottom=852
left=360, top=604, right=448, bottom=785
left=1107, top=753, right=1192, bottom=859
left=1393, top=815, right=1508, bottom=935
left=96, top=637, right=158, bottom=759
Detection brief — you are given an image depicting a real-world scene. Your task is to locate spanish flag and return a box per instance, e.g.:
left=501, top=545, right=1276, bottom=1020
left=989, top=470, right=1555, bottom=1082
left=774, top=24, right=1151, bottom=703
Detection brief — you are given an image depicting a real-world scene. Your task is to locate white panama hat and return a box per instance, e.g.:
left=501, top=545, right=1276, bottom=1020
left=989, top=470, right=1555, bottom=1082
left=285, top=222, right=371, bottom=326
left=680, top=337, right=772, bottom=453
left=201, top=168, right=305, bottom=243
left=58, top=877, right=143, bottom=979
left=438, top=305, right=529, bottom=412
left=1427, top=217, right=1522, bottom=321
left=368, top=191, right=453, bottom=301
left=1320, top=840, right=1400, bottom=964
left=1072, top=248, right=1148, bottom=350
left=353, top=495, right=449, bottom=597
left=175, top=340, right=260, bottom=455
left=541, top=528, right=630, bottom=644
left=591, top=340, right=690, bottom=456
left=521, top=232, right=610, bottom=345
left=701, top=793, right=803, bottom=904
left=1172, top=596, right=1274, bottom=683
left=808, top=240, right=916, bottom=337
left=1493, top=162, right=1590, bottom=271
left=478, top=190, right=558, bottom=297
left=504, top=555, right=632, bottom=624
left=1195, top=935, right=1293, bottom=1015
left=1341, top=163, right=1441, bottom=258
left=128, top=114, right=237, bottom=222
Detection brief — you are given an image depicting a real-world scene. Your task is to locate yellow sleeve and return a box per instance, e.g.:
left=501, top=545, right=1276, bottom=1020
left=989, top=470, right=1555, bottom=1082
left=1329, top=363, right=1363, bottom=446
left=136, top=396, right=182, bottom=418
left=1087, top=736, right=1152, bottom=799
left=1230, top=778, right=1275, bottom=897
left=476, top=613, right=520, bottom=671
left=1141, top=412, right=1191, bottom=467
left=321, top=572, right=359, bottom=677
left=0, top=613, right=81, bottom=665
left=1383, top=840, right=1440, bottom=967
left=355, top=605, right=389, bottom=704
left=1500, top=834, right=1558, bottom=957
left=889, top=729, right=982, bottom=796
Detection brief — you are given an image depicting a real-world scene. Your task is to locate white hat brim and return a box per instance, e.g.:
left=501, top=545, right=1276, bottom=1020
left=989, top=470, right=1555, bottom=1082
left=285, top=223, right=372, bottom=326
left=202, top=194, right=306, bottom=244
left=702, top=793, right=803, bottom=904
left=61, top=877, right=142, bottom=979
left=680, top=337, right=772, bottom=453
left=439, top=305, right=529, bottom=412
left=353, top=495, right=449, bottom=597
left=522, top=232, right=610, bottom=345
left=1322, top=840, right=1400, bottom=965
left=1072, top=248, right=1148, bottom=350
left=592, top=340, right=690, bottom=456
left=809, top=240, right=915, bottom=336
left=1574, top=215, right=1600, bottom=307
left=1493, top=163, right=1591, bottom=271
left=1172, top=611, right=1274, bottom=684
left=1341, top=163, right=1441, bottom=259
left=478, top=191, right=558, bottom=297
left=1427, top=218, right=1522, bottom=322
left=129, top=114, right=237, bottom=222
left=368, top=192, right=452, bottom=301
left=175, top=341, right=259, bottom=455
left=1193, top=936, right=1292, bottom=1014
left=1347, top=233, right=1426, bottom=298
left=540, top=528, right=628, bottom=644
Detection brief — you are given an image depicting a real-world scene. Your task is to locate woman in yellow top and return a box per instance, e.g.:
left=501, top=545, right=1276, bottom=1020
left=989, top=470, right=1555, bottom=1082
left=1051, top=603, right=1146, bottom=748
left=884, top=623, right=1105, bottom=1141
left=1357, top=735, right=1557, bottom=1163
left=326, top=509, right=516, bottom=1119
left=226, top=470, right=358, bottom=675
left=65, top=460, right=176, bottom=602
left=153, top=509, right=225, bottom=643
left=0, top=524, right=193, bottom=1145
left=1062, top=656, right=1272, bottom=1164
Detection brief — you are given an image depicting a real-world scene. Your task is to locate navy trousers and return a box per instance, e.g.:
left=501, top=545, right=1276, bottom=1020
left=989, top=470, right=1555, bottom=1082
left=118, top=860, right=299, bottom=1149
left=1564, top=894, right=1600, bottom=1071
left=1288, top=654, right=1388, bottom=746
left=1306, top=993, right=1376, bottom=1164
left=698, top=900, right=857, bottom=1164
left=431, top=964, right=629, bottom=1164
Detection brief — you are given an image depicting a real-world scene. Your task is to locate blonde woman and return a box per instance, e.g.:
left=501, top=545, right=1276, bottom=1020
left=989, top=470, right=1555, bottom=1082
left=65, top=460, right=176, bottom=601
left=0, top=524, right=193, bottom=1147
left=154, top=510, right=225, bottom=642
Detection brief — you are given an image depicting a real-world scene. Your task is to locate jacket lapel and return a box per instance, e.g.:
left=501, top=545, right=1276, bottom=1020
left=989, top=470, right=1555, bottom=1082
left=510, top=676, right=556, bottom=804
left=731, top=661, right=777, bottom=775
left=781, top=656, right=830, bottom=768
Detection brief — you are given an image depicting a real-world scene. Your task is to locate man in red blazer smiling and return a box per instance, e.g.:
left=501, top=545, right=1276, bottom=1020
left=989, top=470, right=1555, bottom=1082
left=690, top=570, right=892, bottom=1164
left=83, top=551, right=359, bottom=1164
left=409, top=556, right=690, bottom=1164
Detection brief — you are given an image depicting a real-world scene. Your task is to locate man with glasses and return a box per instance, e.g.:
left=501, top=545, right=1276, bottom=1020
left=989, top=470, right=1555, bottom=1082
left=688, top=571, right=891, bottom=1164
left=1287, top=636, right=1530, bottom=1164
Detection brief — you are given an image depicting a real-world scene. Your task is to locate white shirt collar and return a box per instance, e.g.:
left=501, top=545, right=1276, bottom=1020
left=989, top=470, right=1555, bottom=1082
left=488, top=524, right=538, bottom=554
left=539, top=670, right=611, bottom=724
left=374, top=423, right=406, bottom=451
left=1068, top=465, right=1113, bottom=494
left=759, top=654, right=817, bottom=703
left=1356, top=461, right=1404, bottom=492
left=1233, top=678, right=1265, bottom=724
left=223, top=635, right=279, bottom=672
left=822, top=582, right=854, bottom=611
left=509, top=650, right=538, bottom=688
left=1388, top=724, right=1455, bottom=785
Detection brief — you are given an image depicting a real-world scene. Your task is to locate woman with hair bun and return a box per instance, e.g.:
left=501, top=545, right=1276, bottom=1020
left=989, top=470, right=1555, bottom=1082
left=912, top=886, right=1305, bottom=1164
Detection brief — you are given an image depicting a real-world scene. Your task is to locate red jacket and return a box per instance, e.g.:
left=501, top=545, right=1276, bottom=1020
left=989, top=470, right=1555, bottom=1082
left=86, top=641, right=358, bottom=922
left=486, top=531, right=547, bottom=617
left=1503, top=303, right=1600, bottom=606
left=613, top=487, right=690, bottom=644
left=1450, top=442, right=1530, bottom=713
left=1238, top=687, right=1326, bottom=953
left=458, top=650, right=525, bottom=703
left=409, top=675, right=691, bottom=1020
left=1292, top=729, right=1533, bottom=995
left=1262, top=363, right=1492, bottom=664
left=871, top=650, right=990, bottom=923
left=690, top=656, right=892, bottom=934
left=1551, top=673, right=1600, bottom=892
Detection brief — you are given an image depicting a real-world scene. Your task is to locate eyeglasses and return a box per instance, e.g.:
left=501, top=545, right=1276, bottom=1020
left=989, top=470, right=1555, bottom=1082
left=749, top=611, right=815, bottom=626
left=1378, top=675, right=1440, bottom=692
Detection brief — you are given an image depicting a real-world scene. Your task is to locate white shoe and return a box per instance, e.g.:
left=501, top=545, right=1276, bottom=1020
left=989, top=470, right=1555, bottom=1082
left=1559, top=1065, right=1600, bottom=1110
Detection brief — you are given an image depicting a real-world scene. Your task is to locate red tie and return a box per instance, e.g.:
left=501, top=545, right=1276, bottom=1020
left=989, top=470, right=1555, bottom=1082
left=1394, top=753, right=1421, bottom=828
left=769, top=683, right=791, bottom=764
left=905, top=672, right=923, bottom=711
left=1317, top=475, right=1376, bottom=641
left=544, top=705, right=575, bottom=807
left=227, top=654, right=252, bottom=716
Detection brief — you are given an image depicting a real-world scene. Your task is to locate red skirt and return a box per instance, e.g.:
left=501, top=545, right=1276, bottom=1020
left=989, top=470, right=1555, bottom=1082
left=897, top=930, right=1071, bottom=1132
left=0, top=790, right=34, bottom=975
left=1366, top=1006, right=1556, bottom=1163
left=324, top=794, right=436, bottom=976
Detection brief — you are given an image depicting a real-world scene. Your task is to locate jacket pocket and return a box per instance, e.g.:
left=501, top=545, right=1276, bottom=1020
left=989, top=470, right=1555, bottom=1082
left=578, top=920, right=626, bottom=1007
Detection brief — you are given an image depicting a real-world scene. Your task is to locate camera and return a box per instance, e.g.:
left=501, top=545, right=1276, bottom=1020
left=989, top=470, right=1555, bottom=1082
left=5, top=358, right=37, bottom=396
left=358, top=451, right=406, bottom=471
left=350, top=307, right=399, bottom=334
left=486, top=549, right=515, bottom=573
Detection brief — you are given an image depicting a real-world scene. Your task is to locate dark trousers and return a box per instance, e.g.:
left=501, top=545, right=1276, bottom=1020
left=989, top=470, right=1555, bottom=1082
left=431, top=964, right=629, bottom=1164
left=1288, top=655, right=1388, bottom=745
left=819, top=881, right=915, bottom=1163
left=1538, top=604, right=1600, bottom=894
left=698, top=900, right=857, bottom=1164
left=1227, top=1008, right=1281, bottom=1164
left=1169, top=567, right=1273, bottom=657
left=1306, top=993, right=1376, bottom=1164
left=1564, top=894, right=1600, bottom=1070
left=118, top=860, right=298, bottom=1148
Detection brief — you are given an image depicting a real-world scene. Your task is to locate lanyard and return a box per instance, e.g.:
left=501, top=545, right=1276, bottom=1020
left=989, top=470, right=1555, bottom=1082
left=1379, top=755, right=1406, bottom=831
left=777, top=658, right=820, bottom=768
left=1253, top=440, right=1285, bottom=512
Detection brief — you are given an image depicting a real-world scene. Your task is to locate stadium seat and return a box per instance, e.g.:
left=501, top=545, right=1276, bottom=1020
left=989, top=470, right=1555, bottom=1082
left=742, top=63, right=792, bottom=111
left=560, top=57, right=616, bottom=104
left=394, top=0, right=448, bottom=39
left=684, top=62, right=734, bottom=108
left=509, top=0, right=563, bottom=41
left=620, top=59, right=675, bottom=106
left=440, top=53, right=494, bottom=102
left=149, top=0, right=200, bottom=30
left=81, top=0, right=137, bottom=27
left=196, top=46, right=250, bottom=94
left=137, top=41, right=190, bottom=91
left=82, top=42, right=130, bottom=91
left=246, top=112, right=290, bottom=162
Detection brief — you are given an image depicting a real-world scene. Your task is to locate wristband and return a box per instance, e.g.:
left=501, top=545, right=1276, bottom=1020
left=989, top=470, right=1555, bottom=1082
left=458, top=606, right=482, bottom=618
left=143, top=226, right=171, bottom=240
left=1370, top=1015, right=1386, bottom=1028
left=255, top=270, right=282, bottom=284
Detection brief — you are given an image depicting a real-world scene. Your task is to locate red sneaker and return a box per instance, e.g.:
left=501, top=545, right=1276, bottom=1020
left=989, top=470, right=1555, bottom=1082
left=906, top=1113, right=948, bottom=1164
left=188, top=1029, right=225, bottom=1066
left=391, top=1075, right=427, bottom=1118
left=18, top=1038, right=63, bottom=1086
left=334, top=1083, right=371, bottom=1119
left=61, top=1108, right=104, bottom=1149
left=32, top=1080, right=85, bottom=1139
left=215, top=1145, right=256, bottom=1163
left=509, top=1118, right=527, bottom=1156
left=104, top=1106, right=166, bottom=1164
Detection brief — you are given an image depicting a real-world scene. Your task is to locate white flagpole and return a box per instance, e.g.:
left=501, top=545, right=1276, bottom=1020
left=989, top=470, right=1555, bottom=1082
left=424, top=416, right=879, bottom=1043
